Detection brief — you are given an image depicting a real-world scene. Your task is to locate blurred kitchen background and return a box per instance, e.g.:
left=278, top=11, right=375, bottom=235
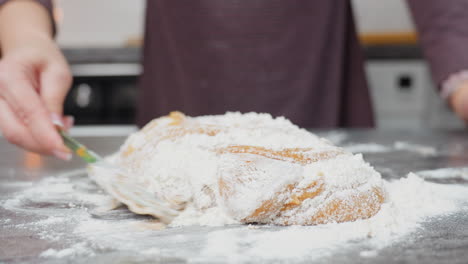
left=56, top=0, right=464, bottom=130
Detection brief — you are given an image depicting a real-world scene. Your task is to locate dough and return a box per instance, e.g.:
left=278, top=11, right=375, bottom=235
left=89, top=112, right=386, bottom=225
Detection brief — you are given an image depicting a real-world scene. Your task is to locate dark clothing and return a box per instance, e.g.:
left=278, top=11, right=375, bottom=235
left=407, top=0, right=468, bottom=86
left=139, top=0, right=373, bottom=128
left=6, top=0, right=468, bottom=128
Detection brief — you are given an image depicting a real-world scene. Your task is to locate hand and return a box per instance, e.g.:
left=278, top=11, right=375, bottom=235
left=0, top=34, right=73, bottom=160
left=450, top=81, right=468, bottom=124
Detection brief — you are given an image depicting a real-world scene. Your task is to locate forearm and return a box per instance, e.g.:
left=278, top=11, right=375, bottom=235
left=406, top=0, right=468, bottom=91
left=0, top=0, right=53, bottom=54
left=406, top=0, right=468, bottom=123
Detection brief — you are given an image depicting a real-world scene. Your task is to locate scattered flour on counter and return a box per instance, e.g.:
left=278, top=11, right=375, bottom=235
left=2, top=165, right=468, bottom=262
left=194, top=174, right=468, bottom=262
left=394, top=141, right=437, bottom=157
left=170, top=206, right=239, bottom=227
left=142, top=247, right=161, bottom=255
left=360, top=250, right=378, bottom=258
left=342, top=141, right=438, bottom=156
left=2, top=169, right=116, bottom=216
left=2, top=181, right=34, bottom=188
left=35, top=216, right=66, bottom=225
left=1, top=169, right=121, bottom=259
left=343, top=143, right=390, bottom=153
left=0, top=117, right=464, bottom=263
left=416, top=167, right=468, bottom=181
left=40, top=242, right=95, bottom=258
left=0, top=218, right=11, bottom=224
left=320, top=131, right=348, bottom=145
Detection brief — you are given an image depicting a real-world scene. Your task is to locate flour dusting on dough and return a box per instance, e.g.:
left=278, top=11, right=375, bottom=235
left=89, top=112, right=385, bottom=226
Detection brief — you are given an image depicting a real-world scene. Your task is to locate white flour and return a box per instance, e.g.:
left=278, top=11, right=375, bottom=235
left=394, top=141, right=437, bottom=157
left=343, top=143, right=391, bottom=153
left=2, top=166, right=467, bottom=262
left=417, top=167, right=468, bottom=180
left=195, top=173, right=467, bottom=262
left=69, top=169, right=467, bottom=263
left=340, top=141, right=437, bottom=155
left=1, top=112, right=466, bottom=262
left=91, top=112, right=384, bottom=226
left=40, top=242, right=95, bottom=258
left=320, top=131, right=348, bottom=145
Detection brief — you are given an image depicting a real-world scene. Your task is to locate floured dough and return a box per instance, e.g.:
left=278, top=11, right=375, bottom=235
left=88, top=112, right=386, bottom=225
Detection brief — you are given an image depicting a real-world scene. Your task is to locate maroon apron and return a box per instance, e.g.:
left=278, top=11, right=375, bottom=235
left=137, top=0, right=375, bottom=128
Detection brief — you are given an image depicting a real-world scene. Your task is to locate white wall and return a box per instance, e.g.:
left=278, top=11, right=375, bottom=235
left=54, top=0, right=145, bottom=47
left=352, top=0, right=415, bottom=34
left=54, top=0, right=415, bottom=47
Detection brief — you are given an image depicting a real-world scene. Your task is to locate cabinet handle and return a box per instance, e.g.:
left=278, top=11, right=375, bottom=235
left=397, top=74, right=413, bottom=91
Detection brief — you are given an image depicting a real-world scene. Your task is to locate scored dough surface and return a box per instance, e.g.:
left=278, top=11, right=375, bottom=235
left=89, top=112, right=386, bottom=225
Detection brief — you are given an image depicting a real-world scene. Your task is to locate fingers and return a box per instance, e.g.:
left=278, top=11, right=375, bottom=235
left=0, top=98, right=71, bottom=160
left=0, top=99, right=43, bottom=152
left=63, top=115, right=75, bottom=131
left=0, top=33, right=73, bottom=160
left=0, top=70, right=71, bottom=159
left=450, top=83, right=468, bottom=123
left=40, top=61, right=72, bottom=115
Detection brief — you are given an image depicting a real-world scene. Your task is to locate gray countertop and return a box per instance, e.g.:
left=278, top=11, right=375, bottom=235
left=62, top=47, right=141, bottom=65
left=61, top=45, right=423, bottom=66
left=62, top=46, right=424, bottom=78
left=1, top=130, right=468, bottom=263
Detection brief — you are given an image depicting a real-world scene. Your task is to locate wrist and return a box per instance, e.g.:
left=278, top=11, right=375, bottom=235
left=2, top=30, right=53, bottom=53
left=450, top=81, right=468, bottom=120
left=0, top=0, right=54, bottom=54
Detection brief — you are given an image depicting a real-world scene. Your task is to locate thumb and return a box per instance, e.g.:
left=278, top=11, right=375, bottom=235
left=40, top=63, right=72, bottom=116
left=451, top=82, right=468, bottom=123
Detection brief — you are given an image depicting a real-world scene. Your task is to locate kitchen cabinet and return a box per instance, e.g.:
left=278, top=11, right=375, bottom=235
left=365, top=61, right=464, bottom=130
left=63, top=48, right=141, bottom=125
left=61, top=48, right=464, bottom=129
left=65, top=75, right=138, bottom=125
